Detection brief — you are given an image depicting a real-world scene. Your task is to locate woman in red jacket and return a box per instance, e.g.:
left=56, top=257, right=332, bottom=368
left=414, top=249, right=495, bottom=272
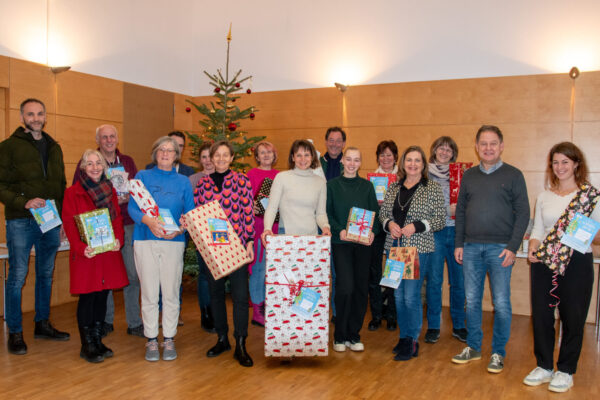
left=62, top=149, right=129, bottom=363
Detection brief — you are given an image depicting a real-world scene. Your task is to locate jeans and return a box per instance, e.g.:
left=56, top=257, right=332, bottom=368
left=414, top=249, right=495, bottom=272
left=394, top=252, right=430, bottom=340
left=105, top=224, right=143, bottom=328
left=426, top=226, right=465, bottom=330
left=5, top=218, right=60, bottom=333
left=248, top=237, right=266, bottom=304
left=196, top=251, right=211, bottom=308
left=462, top=242, right=512, bottom=357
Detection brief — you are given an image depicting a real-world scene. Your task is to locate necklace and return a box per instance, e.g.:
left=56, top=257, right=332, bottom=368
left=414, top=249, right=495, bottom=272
left=397, top=186, right=416, bottom=211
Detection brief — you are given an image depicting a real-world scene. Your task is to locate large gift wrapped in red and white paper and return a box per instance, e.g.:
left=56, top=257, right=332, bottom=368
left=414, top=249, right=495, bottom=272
left=449, top=162, right=473, bottom=215
left=264, top=235, right=331, bottom=357
left=129, top=179, right=159, bottom=217
left=183, top=200, right=249, bottom=280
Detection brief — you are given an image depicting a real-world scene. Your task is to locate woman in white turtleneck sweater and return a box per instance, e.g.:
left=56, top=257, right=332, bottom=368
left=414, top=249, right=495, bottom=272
left=262, top=140, right=331, bottom=240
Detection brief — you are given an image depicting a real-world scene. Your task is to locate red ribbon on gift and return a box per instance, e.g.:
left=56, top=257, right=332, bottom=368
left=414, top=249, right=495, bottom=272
left=265, top=278, right=326, bottom=306
left=355, top=209, right=370, bottom=237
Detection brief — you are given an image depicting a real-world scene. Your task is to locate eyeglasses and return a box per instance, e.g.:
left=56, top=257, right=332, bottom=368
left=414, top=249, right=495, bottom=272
left=158, top=147, right=176, bottom=154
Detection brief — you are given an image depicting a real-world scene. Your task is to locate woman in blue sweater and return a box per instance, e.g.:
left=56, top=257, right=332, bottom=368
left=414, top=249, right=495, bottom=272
left=128, top=136, right=195, bottom=362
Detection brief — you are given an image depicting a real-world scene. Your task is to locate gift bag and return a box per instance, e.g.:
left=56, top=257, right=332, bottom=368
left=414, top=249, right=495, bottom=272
left=449, top=163, right=473, bottom=218
left=254, top=177, right=279, bottom=222
left=388, top=240, right=419, bottom=280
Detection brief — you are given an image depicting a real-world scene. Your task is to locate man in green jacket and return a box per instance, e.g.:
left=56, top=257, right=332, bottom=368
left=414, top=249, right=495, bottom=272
left=0, top=98, right=70, bottom=355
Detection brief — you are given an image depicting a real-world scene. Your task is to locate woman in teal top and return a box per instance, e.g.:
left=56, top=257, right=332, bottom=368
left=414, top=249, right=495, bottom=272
left=326, top=147, right=379, bottom=352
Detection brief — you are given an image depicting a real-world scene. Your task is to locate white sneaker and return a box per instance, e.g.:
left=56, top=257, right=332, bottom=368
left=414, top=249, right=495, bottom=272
left=333, top=341, right=346, bottom=352
left=548, top=371, right=573, bottom=393
left=523, top=367, right=553, bottom=386
left=349, top=341, right=364, bottom=352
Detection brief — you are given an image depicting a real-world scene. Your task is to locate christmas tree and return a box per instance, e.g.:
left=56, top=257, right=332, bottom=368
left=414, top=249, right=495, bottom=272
left=186, top=24, right=264, bottom=171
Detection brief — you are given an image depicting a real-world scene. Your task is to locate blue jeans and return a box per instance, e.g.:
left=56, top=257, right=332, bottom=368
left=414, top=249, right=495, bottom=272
left=248, top=238, right=266, bottom=304
left=462, top=242, right=512, bottom=357
left=426, top=226, right=465, bottom=330
left=5, top=218, right=60, bottom=333
left=394, top=252, right=430, bottom=340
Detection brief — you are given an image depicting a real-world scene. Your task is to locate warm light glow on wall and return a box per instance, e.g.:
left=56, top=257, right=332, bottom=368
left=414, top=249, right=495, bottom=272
left=547, top=44, right=600, bottom=73
left=17, top=37, right=47, bottom=65
left=48, top=33, right=71, bottom=67
left=328, top=62, right=365, bottom=87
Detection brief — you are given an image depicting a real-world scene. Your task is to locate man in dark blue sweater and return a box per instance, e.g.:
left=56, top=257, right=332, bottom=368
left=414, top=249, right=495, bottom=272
left=451, top=125, right=530, bottom=374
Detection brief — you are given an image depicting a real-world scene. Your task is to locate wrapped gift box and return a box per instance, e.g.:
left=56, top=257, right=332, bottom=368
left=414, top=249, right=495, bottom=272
left=129, top=179, right=159, bottom=217
left=107, top=167, right=129, bottom=195
left=184, top=200, right=249, bottom=280
left=367, top=173, right=397, bottom=203
left=264, top=235, right=331, bottom=357
left=345, top=207, right=375, bottom=244
left=75, top=208, right=118, bottom=256
left=449, top=162, right=473, bottom=207
left=388, top=246, right=420, bottom=280
left=254, top=177, right=280, bottom=222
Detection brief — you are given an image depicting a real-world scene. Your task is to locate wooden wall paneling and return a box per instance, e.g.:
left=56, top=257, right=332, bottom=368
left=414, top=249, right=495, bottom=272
left=9, top=58, right=56, bottom=113
left=0, top=55, right=9, bottom=88
left=0, top=88, right=4, bottom=241
left=123, top=84, right=174, bottom=169
left=574, top=70, right=600, bottom=122
left=56, top=71, right=123, bottom=122
left=573, top=121, right=600, bottom=172
left=173, top=93, right=194, bottom=132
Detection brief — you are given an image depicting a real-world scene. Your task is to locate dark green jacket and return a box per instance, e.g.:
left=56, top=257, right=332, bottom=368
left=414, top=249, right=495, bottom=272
left=0, top=127, right=66, bottom=220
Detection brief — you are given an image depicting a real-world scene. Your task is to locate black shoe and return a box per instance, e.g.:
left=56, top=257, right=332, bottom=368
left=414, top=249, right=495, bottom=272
left=393, top=337, right=406, bottom=354
left=92, top=322, right=113, bottom=358
left=394, top=338, right=418, bottom=361
left=8, top=332, right=28, bottom=355
left=233, top=337, right=253, bottom=367
left=424, top=329, right=440, bottom=344
left=201, top=307, right=216, bottom=333
left=100, top=322, right=114, bottom=338
left=452, top=328, right=468, bottom=343
left=207, top=335, right=231, bottom=357
left=79, top=326, right=104, bottom=363
left=34, top=320, right=70, bottom=341
left=368, top=318, right=382, bottom=331
left=386, top=319, right=397, bottom=331
left=127, top=324, right=145, bottom=337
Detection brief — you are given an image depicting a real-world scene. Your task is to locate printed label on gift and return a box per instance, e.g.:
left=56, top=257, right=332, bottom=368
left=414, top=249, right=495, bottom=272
left=30, top=199, right=62, bottom=233
left=158, top=208, right=180, bottom=233
left=208, top=218, right=230, bottom=244
left=380, top=258, right=405, bottom=289
left=75, top=208, right=117, bottom=255
left=107, top=167, right=129, bottom=195
left=291, top=287, right=321, bottom=319
left=560, top=212, right=600, bottom=253
left=346, top=207, right=375, bottom=244
left=367, top=173, right=397, bottom=203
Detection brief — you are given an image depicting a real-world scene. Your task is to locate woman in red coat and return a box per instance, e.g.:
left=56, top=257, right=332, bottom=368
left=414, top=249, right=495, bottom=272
left=62, top=149, right=129, bottom=363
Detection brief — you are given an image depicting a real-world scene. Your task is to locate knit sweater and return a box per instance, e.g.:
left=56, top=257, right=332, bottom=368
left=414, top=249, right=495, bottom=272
left=264, top=168, right=330, bottom=235
left=128, top=167, right=195, bottom=242
left=326, top=175, right=380, bottom=245
left=455, top=163, right=530, bottom=252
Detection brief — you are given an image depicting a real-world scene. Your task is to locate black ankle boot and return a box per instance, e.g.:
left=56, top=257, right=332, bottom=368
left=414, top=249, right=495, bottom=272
left=207, top=335, right=231, bottom=357
left=79, top=326, right=104, bottom=363
left=34, top=319, right=70, bottom=341
left=201, top=307, right=216, bottom=333
left=8, top=332, right=28, bottom=355
left=92, top=322, right=114, bottom=358
left=233, top=336, right=253, bottom=367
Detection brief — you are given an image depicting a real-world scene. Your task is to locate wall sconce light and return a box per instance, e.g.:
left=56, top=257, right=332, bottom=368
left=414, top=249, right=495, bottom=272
left=50, top=66, right=71, bottom=74
left=334, top=82, right=349, bottom=93
left=569, top=66, right=580, bottom=80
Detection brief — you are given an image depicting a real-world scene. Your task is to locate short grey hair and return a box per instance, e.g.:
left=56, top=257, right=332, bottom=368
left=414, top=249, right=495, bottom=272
left=79, top=149, right=108, bottom=174
left=151, top=136, right=181, bottom=165
left=95, top=124, right=119, bottom=142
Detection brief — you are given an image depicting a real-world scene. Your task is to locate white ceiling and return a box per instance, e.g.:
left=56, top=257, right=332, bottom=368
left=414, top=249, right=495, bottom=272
left=1, top=0, right=599, bottom=95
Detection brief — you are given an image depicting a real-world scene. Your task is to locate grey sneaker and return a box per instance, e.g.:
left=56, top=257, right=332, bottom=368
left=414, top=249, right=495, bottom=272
left=487, top=353, right=504, bottom=373
left=162, top=339, right=177, bottom=361
left=523, top=367, right=553, bottom=386
left=548, top=371, right=573, bottom=393
left=145, top=340, right=160, bottom=362
left=451, top=346, right=482, bottom=364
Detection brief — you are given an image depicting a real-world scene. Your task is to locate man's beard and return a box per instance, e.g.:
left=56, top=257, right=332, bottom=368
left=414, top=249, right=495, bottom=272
left=25, top=121, right=46, bottom=133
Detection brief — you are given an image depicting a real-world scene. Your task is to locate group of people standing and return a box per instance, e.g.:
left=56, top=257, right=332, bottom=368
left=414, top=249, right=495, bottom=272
left=1, top=98, right=598, bottom=393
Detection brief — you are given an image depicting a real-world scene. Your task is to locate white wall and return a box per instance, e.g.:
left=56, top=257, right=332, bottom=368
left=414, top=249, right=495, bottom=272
left=1, top=0, right=600, bottom=95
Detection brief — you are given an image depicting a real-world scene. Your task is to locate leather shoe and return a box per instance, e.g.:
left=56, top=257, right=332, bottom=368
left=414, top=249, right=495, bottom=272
left=207, top=335, right=231, bottom=357
left=368, top=318, right=382, bottom=331
left=8, top=332, right=28, bottom=355
left=34, top=320, right=70, bottom=341
left=386, top=319, right=397, bottom=331
left=424, top=329, right=440, bottom=344
left=233, top=336, right=253, bottom=367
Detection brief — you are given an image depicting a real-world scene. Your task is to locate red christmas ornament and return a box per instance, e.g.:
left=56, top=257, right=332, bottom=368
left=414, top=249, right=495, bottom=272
left=246, top=89, right=252, bottom=94
left=214, top=87, right=221, bottom=93
left=185, top=106, right=191, bottom=113
left=228, top=122, right=237, bottom=131
left=250, top=112, right=255, bottom=120
left=232, top=98, right=236, bottom=102
left=235, top=82, right=241, bottom=88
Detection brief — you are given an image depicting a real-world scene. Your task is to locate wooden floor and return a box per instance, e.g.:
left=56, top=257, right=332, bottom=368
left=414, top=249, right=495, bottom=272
left=2, top=286, right=599, bottom=400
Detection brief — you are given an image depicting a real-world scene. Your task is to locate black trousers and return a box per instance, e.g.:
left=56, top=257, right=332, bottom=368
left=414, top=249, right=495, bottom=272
left=77, top=290, right=109, bottom=333
left=205, top=263, right=249, bottom=338
left=333, top=242, right=371, bottom=342
left=368, top=232, right=396, bottom=321
left=531, top=251, right=594, bottom=374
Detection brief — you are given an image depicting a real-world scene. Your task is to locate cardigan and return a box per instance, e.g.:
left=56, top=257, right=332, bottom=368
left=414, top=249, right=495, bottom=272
left=379, top=178, right=446, bottom=253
